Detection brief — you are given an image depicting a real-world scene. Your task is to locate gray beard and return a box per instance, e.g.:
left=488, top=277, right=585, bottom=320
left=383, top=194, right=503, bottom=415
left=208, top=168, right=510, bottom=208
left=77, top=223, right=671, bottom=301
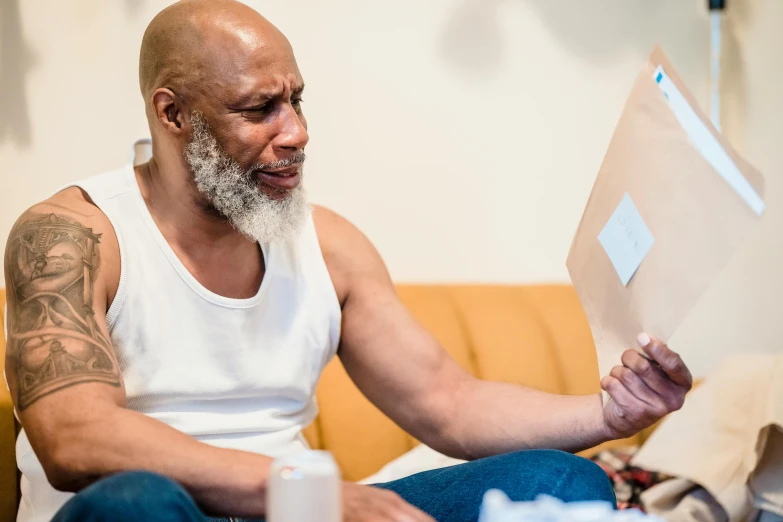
left=184, top=112, right=309, bottom=244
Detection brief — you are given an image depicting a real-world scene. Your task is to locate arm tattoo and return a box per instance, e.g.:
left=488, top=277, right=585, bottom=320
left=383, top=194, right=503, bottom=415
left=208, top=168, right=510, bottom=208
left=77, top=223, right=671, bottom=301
left=6, top=213, right=120, bottom=411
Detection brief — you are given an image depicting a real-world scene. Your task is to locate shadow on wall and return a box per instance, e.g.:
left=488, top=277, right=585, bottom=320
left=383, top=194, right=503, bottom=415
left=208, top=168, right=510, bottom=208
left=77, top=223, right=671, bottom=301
left=0, top=0, right=37, bottom=148
left=125, top=0, right=146, bottom=16
left=436, top=0, right=755, bottom=146
left=0, top=0, right=146, bottom=149
left=438, top=0, right=506, bottom=74
left=438, top=0, right=721, bottom=75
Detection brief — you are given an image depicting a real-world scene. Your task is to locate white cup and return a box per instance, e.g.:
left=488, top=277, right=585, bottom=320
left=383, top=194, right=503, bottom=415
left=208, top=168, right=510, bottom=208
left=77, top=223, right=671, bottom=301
left=267, top=450, right=342, bottom=522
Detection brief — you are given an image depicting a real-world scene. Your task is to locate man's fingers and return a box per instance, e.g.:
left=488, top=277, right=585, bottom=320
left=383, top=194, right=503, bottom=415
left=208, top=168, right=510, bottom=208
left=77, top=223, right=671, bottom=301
left=346, top=484, right=434, bottom=522
left=603, top=335, right=694, bottom=436
left=401, top=503, right=435, bottom=522
left=609, top=364, right=666, bottom=417
left=637, top=334, right=693, bottom=389
left=383, top=489, right=434, bottom=522
left=393, top=495, right=434, bottom=522
left=600, top=375, right=636, bottom=410
left=601, top=375, right=660, bottom=429
left=620, top=349, right=679, bottom=408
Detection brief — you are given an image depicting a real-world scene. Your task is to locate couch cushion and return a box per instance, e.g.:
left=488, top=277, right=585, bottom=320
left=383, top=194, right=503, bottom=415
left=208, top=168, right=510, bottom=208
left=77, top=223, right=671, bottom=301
left=446, top=286, right=566, bottom=393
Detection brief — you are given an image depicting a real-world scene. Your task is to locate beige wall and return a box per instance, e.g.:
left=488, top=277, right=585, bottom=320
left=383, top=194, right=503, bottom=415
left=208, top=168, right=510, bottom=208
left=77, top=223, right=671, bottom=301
left=0, top=0, right=779, bottom=376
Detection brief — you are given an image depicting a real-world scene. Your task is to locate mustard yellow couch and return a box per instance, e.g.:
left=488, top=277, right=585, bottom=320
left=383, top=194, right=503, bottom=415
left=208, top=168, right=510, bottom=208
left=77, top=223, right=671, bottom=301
left=0, top=285, right=643, bottom=521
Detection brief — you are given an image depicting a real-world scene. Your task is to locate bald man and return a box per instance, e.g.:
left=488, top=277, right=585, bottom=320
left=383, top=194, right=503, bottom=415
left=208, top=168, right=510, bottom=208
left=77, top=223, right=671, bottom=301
left=4, top=1, right=693, bottom=521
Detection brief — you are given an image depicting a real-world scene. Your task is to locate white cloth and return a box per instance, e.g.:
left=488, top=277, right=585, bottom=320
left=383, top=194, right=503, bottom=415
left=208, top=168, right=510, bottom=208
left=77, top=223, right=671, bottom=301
left=360, top=444, right=465, bottom=484
left=15, top=157, right=341, bottom=522
left=479, top=491, right=662, bottom=522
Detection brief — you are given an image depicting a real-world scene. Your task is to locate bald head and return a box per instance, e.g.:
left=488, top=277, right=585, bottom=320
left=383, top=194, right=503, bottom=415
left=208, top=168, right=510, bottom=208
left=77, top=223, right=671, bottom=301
left=139, top=0, right=293, bottom=103
left=137, top=0, right=310, bottom=228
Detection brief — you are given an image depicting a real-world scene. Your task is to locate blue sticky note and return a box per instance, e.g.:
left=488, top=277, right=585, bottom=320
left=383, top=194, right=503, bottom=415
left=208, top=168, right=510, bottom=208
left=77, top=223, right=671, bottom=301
left=598, top=193, right=655, bottom=286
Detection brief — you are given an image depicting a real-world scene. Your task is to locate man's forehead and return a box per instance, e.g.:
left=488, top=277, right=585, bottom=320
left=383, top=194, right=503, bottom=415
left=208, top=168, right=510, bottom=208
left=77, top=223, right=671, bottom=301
left=222, top=72, right=304, bottom=106
left=193, top=18, right=302, bottom=100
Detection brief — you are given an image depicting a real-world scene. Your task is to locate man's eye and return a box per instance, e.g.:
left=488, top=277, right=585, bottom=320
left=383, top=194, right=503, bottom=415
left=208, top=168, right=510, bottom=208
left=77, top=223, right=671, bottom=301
left=245, top=103, right=272, bottom=114
left=292, top=98, right=304, bottom=109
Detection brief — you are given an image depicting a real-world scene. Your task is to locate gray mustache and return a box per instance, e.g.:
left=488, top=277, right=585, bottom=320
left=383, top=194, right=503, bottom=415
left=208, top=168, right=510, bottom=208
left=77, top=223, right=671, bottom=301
left=253, top=151, right=307, bottom=171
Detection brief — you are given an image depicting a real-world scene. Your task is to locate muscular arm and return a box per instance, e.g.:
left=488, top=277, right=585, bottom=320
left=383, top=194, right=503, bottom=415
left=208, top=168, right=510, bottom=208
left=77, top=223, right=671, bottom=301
left=4, top=199, right=271, bottom=518
left=340, top=279, right=609, bottom=459
left=317, top=207, right=689, bottom=461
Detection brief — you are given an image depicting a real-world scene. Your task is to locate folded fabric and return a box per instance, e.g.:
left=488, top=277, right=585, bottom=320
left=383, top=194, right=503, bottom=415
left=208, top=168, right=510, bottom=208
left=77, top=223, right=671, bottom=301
left=641, top=478, right=728, bottom=522
left=632, top=354, right=783, bottom=522
left=750, top=426, right=783, bottom=517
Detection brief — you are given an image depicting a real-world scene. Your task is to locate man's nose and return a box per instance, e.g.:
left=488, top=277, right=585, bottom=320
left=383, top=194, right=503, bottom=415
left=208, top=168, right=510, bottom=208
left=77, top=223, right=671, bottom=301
left=275, top=108, right=309, bottom=151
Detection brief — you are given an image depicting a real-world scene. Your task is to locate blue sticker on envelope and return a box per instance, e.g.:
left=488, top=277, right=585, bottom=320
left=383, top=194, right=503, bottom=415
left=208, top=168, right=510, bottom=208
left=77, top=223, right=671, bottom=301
left=598, top=193, right=655, bottom=286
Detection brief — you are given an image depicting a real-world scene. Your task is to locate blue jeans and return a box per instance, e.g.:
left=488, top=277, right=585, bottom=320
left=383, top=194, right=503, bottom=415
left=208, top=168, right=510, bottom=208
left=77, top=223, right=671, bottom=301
left=52, top=450, right=615, bottom=522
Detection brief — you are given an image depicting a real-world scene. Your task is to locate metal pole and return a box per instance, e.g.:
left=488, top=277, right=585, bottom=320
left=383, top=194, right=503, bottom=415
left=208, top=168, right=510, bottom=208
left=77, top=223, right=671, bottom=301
left=709, top=0, right=726, bottom=131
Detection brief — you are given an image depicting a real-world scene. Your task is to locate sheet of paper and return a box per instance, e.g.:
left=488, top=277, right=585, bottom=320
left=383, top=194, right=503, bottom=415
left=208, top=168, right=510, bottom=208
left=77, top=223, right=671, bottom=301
left=566, top=47, right=765, bottom=385
left=598, top=193, right=655, bottom=286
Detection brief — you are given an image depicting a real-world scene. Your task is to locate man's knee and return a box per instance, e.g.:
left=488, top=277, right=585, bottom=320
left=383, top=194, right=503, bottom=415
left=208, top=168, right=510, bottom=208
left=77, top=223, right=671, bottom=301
left=53, top=471, right=204, bottom=522
left=501, top=450, right=615, bottom=505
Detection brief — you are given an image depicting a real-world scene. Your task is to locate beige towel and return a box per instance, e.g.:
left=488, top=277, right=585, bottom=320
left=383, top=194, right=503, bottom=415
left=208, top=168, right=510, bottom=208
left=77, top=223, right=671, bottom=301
left=633, top=355, right=783, bottom=522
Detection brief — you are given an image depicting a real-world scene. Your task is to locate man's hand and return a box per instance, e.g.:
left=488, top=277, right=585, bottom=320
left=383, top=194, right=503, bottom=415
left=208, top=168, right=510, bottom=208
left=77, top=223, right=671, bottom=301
left=600, top=333, right=693, bottom=439
left=343, top=482, right=434, bottom=522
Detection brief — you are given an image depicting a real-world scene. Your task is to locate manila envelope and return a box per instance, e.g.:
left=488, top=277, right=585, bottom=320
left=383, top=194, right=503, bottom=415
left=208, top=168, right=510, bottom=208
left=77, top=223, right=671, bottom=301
left=566, top=47, right=765, bottom=382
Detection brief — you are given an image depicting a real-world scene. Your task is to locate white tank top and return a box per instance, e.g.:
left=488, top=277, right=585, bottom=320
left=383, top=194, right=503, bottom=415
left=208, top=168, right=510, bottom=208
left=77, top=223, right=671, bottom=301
left=15, top=160, right=341, bottom=522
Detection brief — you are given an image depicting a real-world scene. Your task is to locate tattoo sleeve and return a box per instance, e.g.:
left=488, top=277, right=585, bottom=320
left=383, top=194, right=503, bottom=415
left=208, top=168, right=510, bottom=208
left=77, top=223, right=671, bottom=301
left=5, top=213, right=120, bottom=411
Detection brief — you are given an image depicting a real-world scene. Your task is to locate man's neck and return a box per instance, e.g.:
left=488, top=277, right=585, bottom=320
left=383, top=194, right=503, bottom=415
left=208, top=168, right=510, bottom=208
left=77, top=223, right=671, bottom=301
left=135, top=157, right=264, bottom=299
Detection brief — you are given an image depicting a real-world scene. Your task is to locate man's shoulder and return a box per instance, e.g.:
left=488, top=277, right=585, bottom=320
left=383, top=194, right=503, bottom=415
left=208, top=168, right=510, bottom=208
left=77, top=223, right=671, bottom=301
left=6, top=189, right=121, bottom=298
left=311, top=205, right=377, bottom=265
left=311, top=205, right=358, bottom=246
left=11, top=188, right=114, bottom=240
left=311, top=205, right=392, bottom=301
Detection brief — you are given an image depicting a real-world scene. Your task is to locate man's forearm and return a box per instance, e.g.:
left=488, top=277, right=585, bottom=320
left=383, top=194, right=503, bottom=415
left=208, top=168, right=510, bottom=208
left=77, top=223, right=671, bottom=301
left=436, top=378, right=611, bottom=460
left=28, top=401, right=272, bottom=518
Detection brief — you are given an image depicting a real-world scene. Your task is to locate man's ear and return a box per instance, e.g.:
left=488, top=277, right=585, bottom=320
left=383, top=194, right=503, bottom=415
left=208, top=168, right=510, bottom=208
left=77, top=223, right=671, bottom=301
left=151, top=88, right=185, bottom=133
